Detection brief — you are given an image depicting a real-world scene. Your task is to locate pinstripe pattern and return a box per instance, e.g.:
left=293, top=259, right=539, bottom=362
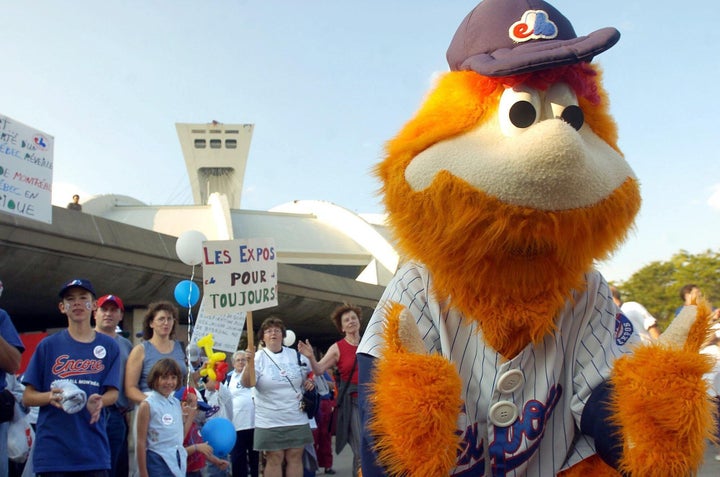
left=358, top=262, right=636, bottom=476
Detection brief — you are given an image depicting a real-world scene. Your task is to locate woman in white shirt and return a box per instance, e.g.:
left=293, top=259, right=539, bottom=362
left=241, top=317, right=314, bottom=477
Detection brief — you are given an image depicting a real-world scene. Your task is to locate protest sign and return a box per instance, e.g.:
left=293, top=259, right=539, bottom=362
left=0, top=114, right=54, bottom=224
left=202, top=238, right=278, bottom=315
left=190, top=299, right=246, bottom=353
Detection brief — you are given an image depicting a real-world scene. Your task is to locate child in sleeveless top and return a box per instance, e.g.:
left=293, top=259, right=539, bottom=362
left=136, top=358, right=186, bottom=477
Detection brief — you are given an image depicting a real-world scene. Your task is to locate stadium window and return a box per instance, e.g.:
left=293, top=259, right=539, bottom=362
left=225, top=139, right=237, bottom=149
left=210, top=139, right=222, bottom=149
left=194, top=139, right=206, bottom=148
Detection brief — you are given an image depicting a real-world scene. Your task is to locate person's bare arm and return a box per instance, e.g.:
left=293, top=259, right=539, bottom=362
left=240, top=348, right=255, bottom=388
left=125, top=344, right=147, bottom=404
left=23, top=383, right=63, bottom=408
left=298, top=340, right=339, bottom=375
left=136, top=401, right=150, bottom=477
left=87, top=388, right=119, bottom=424
left=0, top=335, right=21, bottom=375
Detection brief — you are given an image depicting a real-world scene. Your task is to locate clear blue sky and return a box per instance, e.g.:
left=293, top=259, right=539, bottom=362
left=2, top=1, right=719, bottom=282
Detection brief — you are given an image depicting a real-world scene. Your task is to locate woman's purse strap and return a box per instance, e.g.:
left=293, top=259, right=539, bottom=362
left=337, top=355, right=357, bottom=403
left=263, top=348, right=300, bottom=394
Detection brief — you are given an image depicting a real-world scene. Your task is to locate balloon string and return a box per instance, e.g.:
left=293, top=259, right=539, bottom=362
left=186, top=264, right=196, bottom=390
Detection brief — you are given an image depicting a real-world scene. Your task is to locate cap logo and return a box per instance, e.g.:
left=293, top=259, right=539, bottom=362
left=510, top=10, right=558, bottom=42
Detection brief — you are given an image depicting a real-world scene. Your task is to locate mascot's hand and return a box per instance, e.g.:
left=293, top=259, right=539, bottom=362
left=368, top=303, right=463, bottom=477
left=610, top=298, right=715, bottom=477
left=658, top=304, right=705, bottom=352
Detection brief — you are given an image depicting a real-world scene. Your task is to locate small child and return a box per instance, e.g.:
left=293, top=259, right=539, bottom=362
left=177, top=386, right=230, bottom=477
left=198, top=375, right=233, bottom=476
left=136, top=358, right=186, bottom=477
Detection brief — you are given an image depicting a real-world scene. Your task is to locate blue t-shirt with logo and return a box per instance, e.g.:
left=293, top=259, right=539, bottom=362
left=23, top=329, right=121, bottom=473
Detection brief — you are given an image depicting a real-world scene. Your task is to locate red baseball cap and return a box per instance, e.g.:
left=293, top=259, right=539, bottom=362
left=97, top=294, right=124, bottom=312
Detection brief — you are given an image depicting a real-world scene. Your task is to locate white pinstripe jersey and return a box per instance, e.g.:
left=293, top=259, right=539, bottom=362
left=358, top=261, right=638, bottom=477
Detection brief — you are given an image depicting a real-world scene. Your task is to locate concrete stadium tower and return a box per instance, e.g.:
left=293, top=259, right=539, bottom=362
left=176, top=121, right=254, bottom=209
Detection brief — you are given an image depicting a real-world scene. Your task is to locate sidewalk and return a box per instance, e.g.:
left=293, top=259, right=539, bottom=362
left=311, top=438, right=355, bottom=476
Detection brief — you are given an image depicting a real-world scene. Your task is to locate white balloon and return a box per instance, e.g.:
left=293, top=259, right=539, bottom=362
left=283, top=329, right=296, bottom=347
left=176, top=230, right=207, bottom=266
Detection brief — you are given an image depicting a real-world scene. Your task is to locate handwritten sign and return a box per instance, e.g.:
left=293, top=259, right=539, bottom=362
left=191, top=299, right=246, bottom=353
left=201, top=238, right=278, bottom=315
left=0, top=114, right=54, bottom=223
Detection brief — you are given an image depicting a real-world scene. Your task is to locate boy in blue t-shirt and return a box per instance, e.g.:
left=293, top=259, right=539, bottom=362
left=22, top=278, right=121, bottom=476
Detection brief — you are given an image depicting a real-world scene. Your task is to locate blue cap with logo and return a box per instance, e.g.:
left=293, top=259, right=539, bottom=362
left=58, top=278, right=96, bottom=298
left=446, top=0, right=620, bottom=77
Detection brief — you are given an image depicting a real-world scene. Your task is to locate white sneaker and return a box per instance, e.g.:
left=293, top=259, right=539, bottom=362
left=714, top=454, right=720, bottom=462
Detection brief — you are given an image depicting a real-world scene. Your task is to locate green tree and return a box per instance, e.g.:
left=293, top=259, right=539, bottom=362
left=612, top=249, right=720, bottom=331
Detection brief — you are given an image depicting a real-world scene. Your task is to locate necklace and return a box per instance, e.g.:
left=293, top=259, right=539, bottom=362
left=345, top=336, right=359, bottom=346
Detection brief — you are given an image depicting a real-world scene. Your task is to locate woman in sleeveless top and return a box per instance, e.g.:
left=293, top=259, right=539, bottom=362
left=298, top=303, right=362, bottom=476
left=125, top=301, right=188, bottom=404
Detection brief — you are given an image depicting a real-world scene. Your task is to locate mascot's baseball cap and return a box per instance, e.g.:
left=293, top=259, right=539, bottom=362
left=447, top=0, right=620, bottom=77
left=58, top=278, right=96, bottom=298
left=97, top=294, right=125, bottom=312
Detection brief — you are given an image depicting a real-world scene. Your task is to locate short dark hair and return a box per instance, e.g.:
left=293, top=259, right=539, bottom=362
left=609, top=286, right=622, bottom=303
left=680, top=284, right=698, bottom=301
left=146, top=358, right=183, bottom=392
left=142, top=301, right=179, bottom=340
left=259, top=316, right=286, bottom=344
left=330, top=303, right=362, bottom=333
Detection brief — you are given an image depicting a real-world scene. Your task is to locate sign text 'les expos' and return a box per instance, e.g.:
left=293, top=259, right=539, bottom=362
left=201, top=238, right=278, bottom=315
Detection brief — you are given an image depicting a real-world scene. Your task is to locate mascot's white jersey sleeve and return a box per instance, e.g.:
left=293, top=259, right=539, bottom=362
left=358, top=262, right=639, bottom=476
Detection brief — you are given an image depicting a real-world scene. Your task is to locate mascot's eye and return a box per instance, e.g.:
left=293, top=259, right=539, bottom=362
left=509, top=101, right=537, bottom=128
left=545, top=83, right=584, bottom=131
left=560, top=105, right=584, bottom=131
left=499, top=85, right=541, bottom=136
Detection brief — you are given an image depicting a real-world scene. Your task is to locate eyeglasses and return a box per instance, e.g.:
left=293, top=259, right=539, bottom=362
left=264, top=328, right=282, bottom=335
left=154, top=316, right=174, bottom=323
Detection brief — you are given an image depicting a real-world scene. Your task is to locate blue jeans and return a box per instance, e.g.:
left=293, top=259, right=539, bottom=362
left=205, top=460, right=230, bottom=477
left=105, top=407, right=128, bottom=477
left=0, top=420, right=8, bottom=477
left=146, top=450, right=173, bottom=476
left=37, top=472, right=108, bottom=477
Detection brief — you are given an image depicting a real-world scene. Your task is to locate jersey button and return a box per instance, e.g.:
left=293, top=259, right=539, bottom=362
left=497, top=370, right=524, bottom=394
left=489, top=401, right=518, bottom=427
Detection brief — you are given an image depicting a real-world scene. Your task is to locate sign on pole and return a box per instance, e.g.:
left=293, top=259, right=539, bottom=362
left=201, top=238, right=278, bottom=315
left=0, top=114, right=54, bottom=224
left=190, top=301, right=246, bottom=354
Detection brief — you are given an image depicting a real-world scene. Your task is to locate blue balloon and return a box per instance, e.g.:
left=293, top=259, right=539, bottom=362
left=201, top=417, right=236, bottom=456
left=174, top=280, right=200, bottom=308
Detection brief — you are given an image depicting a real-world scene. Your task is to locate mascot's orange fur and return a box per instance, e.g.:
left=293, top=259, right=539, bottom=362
left=356, top=1, right=715, bottom=476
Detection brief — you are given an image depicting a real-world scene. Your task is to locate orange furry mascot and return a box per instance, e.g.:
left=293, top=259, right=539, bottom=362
left=355, top=0, right=715, bottom=476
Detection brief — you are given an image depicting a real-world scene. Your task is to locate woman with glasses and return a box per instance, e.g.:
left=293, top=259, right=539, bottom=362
left=241, top=316, right=314, bottom=477
left=125, top=301, right=188, bottom=404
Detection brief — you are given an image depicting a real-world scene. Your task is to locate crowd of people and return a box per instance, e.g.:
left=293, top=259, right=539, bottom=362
left=0, top=278, right=364, bottom=477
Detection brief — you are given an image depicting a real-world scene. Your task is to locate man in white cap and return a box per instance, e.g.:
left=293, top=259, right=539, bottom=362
left=95, top=294, right=133, bottom=477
